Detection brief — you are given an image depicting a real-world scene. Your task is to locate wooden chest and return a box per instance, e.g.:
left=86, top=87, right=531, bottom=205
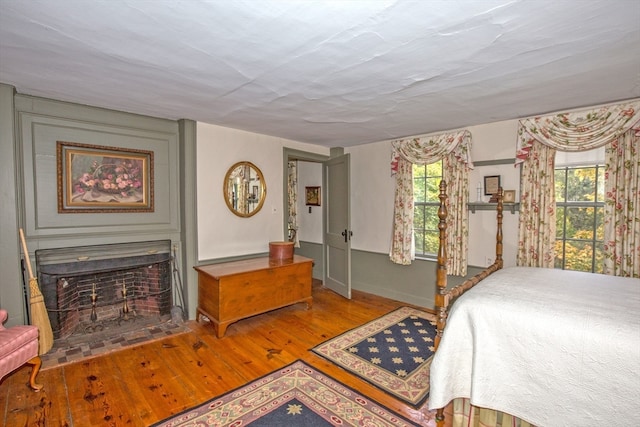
left=194, top=255, right=313, bottom=338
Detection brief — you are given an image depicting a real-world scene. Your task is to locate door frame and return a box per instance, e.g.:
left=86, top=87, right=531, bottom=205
left=282, top=147, right=330, bottom=275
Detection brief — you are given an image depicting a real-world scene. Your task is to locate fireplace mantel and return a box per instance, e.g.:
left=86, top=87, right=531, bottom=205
left=36, top=240, right=171, bottom=276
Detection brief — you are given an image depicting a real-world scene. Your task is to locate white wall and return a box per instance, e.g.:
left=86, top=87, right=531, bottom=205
left=347, top=141, right=397, bottom=253
left=196, top=123, right=328, bottom=260
left=466, top=120, right=520, bottom=267
left=197, top=100, right=624, bottom=269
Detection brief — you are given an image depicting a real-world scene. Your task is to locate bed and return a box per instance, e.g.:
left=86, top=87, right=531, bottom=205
left=428, top=181, right=640, bottom=427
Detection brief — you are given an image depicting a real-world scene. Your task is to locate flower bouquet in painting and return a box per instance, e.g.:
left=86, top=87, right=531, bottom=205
left=74, top=158, right=144, bottom=201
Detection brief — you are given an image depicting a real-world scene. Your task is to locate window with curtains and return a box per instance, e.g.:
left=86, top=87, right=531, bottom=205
left=554, top=163, right=605, bottom=273
left=413, top=161, right=443, bottom=257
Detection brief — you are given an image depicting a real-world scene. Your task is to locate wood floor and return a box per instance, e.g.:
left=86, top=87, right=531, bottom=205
left=1, top=281, right=452, bottom=426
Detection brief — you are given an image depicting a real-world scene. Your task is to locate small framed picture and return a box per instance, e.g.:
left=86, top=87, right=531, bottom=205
left=503, top=190, right=516, bottom=203
left=305, top=186, right=321, bottom=206
left=484, top=175, right=501, bottom=196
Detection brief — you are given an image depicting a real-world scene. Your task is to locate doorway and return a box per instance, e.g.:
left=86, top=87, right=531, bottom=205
left=282, top=148, right=352, bottom=298
left=283, top=149, right=328, bottom=281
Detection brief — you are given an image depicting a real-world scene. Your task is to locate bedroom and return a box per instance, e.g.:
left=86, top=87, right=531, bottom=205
left=1, top=1, right=639, bottom=426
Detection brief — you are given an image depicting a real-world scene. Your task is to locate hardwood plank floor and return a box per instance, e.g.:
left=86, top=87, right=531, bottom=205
left=1, top=281, right=452, bottom=426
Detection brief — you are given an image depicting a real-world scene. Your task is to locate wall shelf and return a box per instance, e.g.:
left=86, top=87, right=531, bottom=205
left=468, top=202, right=519, bottom=214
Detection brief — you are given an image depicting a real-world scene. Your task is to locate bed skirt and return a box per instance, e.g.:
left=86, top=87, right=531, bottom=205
left=453, top=399, right=535, bottom=427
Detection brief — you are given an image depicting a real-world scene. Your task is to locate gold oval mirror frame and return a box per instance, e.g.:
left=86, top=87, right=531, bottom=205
left=223, top=161, right=266, bottom=217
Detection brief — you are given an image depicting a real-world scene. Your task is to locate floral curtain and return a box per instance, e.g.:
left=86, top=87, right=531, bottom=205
left=389, top=156, right=415, bottom=264
left=389, top=130, right=473, bottom=275
left=516, top=101, right=640, bottom=163
left=443, top=155, right=471, bottom=275
left=604, top=130, right=639, bottom=277
left=516, top=140, right=556, bottom=267
left=287, top=161, right=300, bottom=247
left=515, top=100, right=640, bottom=272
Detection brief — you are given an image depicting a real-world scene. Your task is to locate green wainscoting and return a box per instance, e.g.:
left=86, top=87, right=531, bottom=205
left=296, top=241, right=484, bottom=310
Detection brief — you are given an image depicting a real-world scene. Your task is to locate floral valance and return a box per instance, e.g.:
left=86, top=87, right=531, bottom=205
left=515, top=100, right=640, bottom=165
left=391, top=129, right=473, bottom=174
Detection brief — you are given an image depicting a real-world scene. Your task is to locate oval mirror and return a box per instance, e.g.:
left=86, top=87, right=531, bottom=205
left=223, top=161, right=266, bottom=217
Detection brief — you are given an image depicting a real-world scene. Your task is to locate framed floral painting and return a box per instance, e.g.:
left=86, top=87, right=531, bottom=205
left=57, top=141, right=154, bottom=213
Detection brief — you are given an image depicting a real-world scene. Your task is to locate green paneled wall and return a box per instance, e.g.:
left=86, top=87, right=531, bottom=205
left=296, top=240, right=484, bottom=310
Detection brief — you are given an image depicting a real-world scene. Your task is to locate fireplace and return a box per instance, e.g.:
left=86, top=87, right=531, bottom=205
left=35, top=240, right=172, bottom=340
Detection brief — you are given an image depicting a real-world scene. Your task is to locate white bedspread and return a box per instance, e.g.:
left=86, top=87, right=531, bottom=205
left=428, top=267, right=640, bottom=427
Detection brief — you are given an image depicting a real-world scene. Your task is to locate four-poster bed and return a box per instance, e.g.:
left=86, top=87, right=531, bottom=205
left=429, top=181, right=640, bottom=427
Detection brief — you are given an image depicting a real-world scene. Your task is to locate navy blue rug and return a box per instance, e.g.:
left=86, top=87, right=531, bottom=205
left=312, top=306, right=437, bottom=407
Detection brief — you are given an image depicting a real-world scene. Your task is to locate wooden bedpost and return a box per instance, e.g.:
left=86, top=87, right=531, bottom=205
left=435, top=180, right=448, bottom=350
left=496, top=187, right=504, bottom=269
left=434, top=180, right=447, bottom=427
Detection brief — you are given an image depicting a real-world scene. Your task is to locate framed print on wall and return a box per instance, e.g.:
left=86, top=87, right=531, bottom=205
left=484, top=175, right=501, bottom=196
left=503, top=190, right=516, bottom=203
left=305, top=186, right=321, bottom=206
left=57, top=141, right=154, bottom=213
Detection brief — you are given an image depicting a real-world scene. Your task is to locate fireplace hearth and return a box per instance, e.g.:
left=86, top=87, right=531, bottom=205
left=35, top=240, right=173, bottom=340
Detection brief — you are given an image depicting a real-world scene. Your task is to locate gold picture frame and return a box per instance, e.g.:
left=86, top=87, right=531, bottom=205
left=503, top=190, right=516, bottom=203
left=305, top=186, right=321, bottom=206
left=57, top=141, right=154, bottom=213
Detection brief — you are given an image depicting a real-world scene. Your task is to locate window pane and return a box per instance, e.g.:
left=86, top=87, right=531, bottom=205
left=554, top=240, right=564, bottom=269
left=595, top=206, right=604, bottom=240
left=426, top=162, right=442, bottom=177
left=414, top=204, right=425, bottom=226
left=555, top=169, right=566, bottom=202
left=596, top=166, right=605, bottom=202
left=425, top=179, right=440, bottom=202
left=424, top=205, right=439, bottom=230
left=412, top=161, right=442, bottom=256
left=567, top=167, right=596, bottom=202
left=424, top=230, right=439, bottom=254
left=594, top=242, right=604, bottom=274
left=555, top=163, right=603, bottom=273
left=414, top=178, right=426, bottom=203
left=414, top=229, right=424, bottom=254
left=555, top=207, right=566, bottom=238
left=563, top=240, right=594, bottom=272
left=565, top=207, right=594, bottom=239
left=414, top=164, right=427, bottom=177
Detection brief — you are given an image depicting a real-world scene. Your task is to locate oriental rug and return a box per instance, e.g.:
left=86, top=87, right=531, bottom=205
left=151, top=360, right=420, bottom=427
left=312, top=306, right=437, bottom=407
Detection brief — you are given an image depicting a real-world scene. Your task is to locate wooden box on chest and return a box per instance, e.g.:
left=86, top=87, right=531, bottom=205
left=194, top=255, right=313, bottom=338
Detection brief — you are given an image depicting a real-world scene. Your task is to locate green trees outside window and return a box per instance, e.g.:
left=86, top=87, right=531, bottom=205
left=413, top=161, right=443, bottom=257
left=555, top=165, right=604, bottom=273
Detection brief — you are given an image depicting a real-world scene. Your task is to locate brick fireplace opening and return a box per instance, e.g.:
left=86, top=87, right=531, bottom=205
left=36, top=240, right=173, bottom=341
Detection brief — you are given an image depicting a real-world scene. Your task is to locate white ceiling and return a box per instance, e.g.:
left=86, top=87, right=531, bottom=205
left=1, top=0, right=639, bottom=148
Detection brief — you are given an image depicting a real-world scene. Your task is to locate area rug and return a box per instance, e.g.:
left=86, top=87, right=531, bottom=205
left=151, top=360, right=420, bottom=427
left=311, top=306, right=436, bottom=407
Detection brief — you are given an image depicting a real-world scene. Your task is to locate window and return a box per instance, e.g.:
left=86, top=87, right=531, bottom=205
left=413, top=161, right=443, bottom=257
left=554, top=164, right=605, bottom=273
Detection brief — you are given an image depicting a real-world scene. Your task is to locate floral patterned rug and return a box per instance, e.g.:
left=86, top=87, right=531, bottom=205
left=151, top=360, right=420, bottom=427
left=312, top=306, right=437, bottom=407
